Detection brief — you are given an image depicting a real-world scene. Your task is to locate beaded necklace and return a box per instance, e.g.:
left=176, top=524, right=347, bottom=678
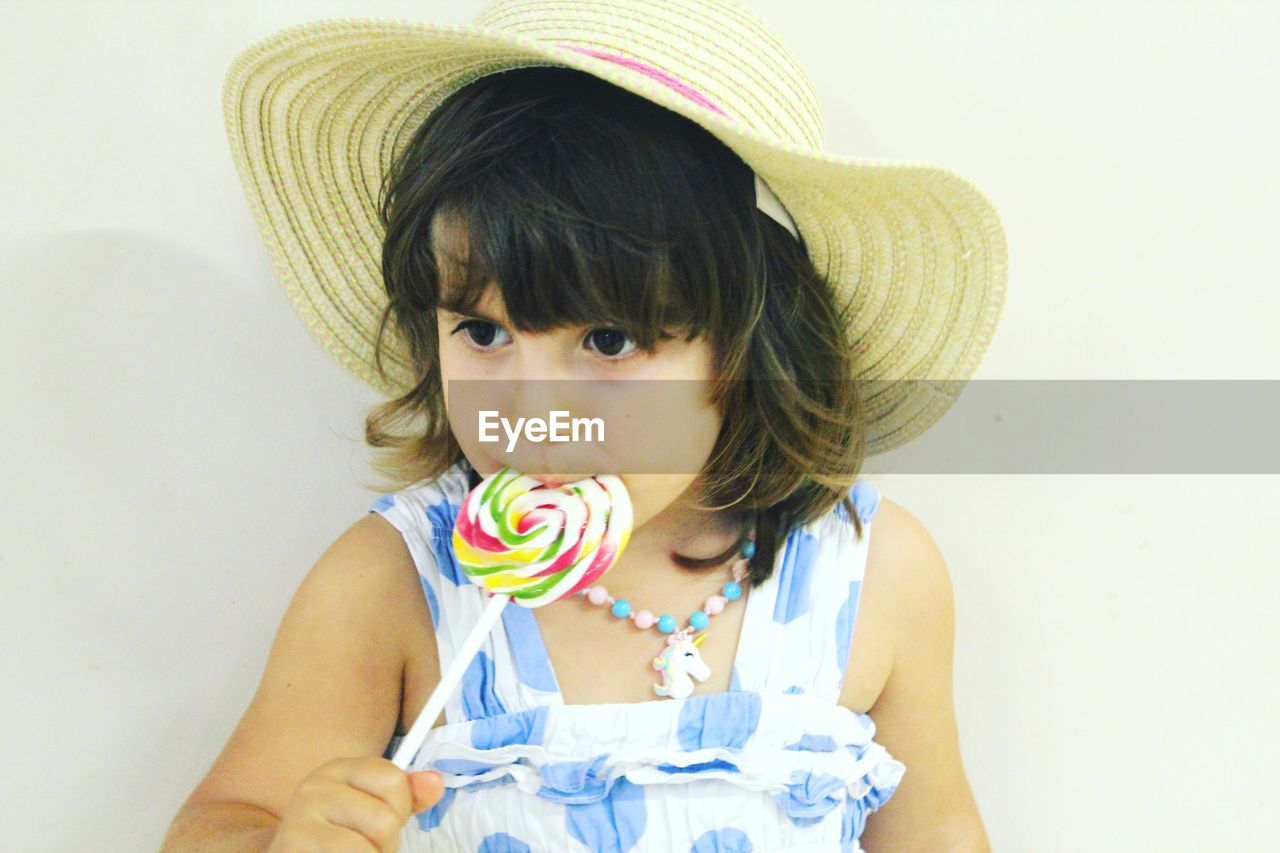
left=459, top=465, right=754, bottom=699
left=576, top=528, right=755, bottom=700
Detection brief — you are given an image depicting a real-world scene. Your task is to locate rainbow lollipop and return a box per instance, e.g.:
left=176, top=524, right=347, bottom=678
left=391, top=467, right=631, bottom=769
left=452, top=467, right=632, bottom=606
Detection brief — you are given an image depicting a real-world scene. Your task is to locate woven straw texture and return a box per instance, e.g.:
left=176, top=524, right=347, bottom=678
left=221, top=0, right=1009, bottom=455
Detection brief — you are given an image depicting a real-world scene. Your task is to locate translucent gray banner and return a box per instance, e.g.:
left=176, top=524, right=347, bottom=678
left=445, top=380, right=1280, bottom=475
left=872, top=379, right=1280, bottom=474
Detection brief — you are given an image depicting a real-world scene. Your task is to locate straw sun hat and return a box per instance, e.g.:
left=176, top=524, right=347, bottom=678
left=222, top=0, right=1009, bottom=456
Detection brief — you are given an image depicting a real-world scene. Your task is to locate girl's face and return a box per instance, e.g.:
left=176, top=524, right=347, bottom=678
left=436, top=280, right=722, bottom=529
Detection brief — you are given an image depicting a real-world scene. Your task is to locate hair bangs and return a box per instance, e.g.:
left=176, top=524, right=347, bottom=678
left=429, top=148, right=714, bottom=350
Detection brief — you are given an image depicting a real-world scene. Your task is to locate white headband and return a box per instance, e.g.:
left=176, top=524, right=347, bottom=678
left=753, top=171, right=800, bottom=240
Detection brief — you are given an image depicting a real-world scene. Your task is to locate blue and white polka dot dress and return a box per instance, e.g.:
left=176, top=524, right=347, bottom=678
left=369, top=463, right=904, bottom=852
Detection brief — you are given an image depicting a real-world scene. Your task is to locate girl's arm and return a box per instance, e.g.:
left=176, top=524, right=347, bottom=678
left=843, top=497, right=991, bottom=852
left=161, top=513, right=437, bottom=849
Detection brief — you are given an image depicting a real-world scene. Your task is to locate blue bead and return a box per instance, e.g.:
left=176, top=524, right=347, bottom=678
left=722, top=581, right=742, bottom=601
left=611, top=599, right=632, bottom=618
left=741, top=540, right=756, bottom=559
left=657, top=614, right=677, bottom=634
left=690, top=611, right=709, bottom=630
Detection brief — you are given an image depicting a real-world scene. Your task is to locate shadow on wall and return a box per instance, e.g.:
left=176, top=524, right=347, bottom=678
left=0, top=227, right=359, bottom=504
left=0, top=227, right=371, bottom=850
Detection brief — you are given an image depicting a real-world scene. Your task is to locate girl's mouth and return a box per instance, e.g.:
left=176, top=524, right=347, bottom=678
left=528, top=473, right=582, bottom=488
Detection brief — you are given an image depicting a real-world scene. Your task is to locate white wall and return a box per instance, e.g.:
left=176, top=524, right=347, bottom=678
left=1, top=1, right=1276, bottom=849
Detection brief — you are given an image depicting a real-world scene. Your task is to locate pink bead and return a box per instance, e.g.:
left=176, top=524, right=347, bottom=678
left=632, top=610, right=655, bottom=629
left=703, top=595, right=726, bottom=615
left=587, top=586, right=610, bottom=606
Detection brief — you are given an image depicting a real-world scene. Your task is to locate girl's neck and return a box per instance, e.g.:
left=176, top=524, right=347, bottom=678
left=602, top=480, right=748, bottom=595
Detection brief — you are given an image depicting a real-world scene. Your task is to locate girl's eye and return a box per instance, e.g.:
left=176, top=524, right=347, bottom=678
left=453, top=319, right=511, bottom=350
left=450, top=321, right=639, bottom=357
left=583, top=328, right=637, bottom=358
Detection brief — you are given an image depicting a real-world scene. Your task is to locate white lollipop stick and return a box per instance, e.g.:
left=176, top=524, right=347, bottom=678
left=389, top=467, right=631, bottom=769
left=389, top=593, right=510, bottom=770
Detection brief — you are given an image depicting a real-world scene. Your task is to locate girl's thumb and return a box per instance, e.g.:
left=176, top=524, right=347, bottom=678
left=407, top=770, right=445, bottom=812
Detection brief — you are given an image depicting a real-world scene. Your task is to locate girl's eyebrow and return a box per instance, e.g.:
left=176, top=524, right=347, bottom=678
left=437, top=295, right=502, bottom=324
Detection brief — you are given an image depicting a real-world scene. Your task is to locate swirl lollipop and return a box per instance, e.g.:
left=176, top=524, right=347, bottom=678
left=391, top=467, right=631, bottom=769
left=452, top=467, right=632, bottom=606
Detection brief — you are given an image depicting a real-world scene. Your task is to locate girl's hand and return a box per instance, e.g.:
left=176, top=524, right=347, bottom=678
left=266, top=756, right=445, bottom=852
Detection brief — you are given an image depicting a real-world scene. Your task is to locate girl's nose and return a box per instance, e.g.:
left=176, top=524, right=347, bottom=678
left=509, top=335, right=574, bottom=382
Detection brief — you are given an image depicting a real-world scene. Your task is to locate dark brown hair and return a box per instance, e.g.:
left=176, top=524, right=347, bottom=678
left=365, top=65, right=868, bottom=585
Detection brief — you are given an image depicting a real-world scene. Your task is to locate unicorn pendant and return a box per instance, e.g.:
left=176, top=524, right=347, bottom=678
left=652, top=630, right=711, bottom=699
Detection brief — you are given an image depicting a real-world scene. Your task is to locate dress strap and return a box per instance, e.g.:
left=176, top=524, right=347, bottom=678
left=730, top=480, right=880, bottom=703
left=367, top=463, right=560, bottom=725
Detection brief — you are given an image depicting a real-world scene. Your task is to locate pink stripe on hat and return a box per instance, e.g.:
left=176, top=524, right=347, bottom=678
left=554, top=43, right=798, bottom=241
left=556, top=44, right=730, bottom=118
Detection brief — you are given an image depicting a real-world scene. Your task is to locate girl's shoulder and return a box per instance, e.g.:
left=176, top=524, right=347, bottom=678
left=839, top=486, right=957, bottom=705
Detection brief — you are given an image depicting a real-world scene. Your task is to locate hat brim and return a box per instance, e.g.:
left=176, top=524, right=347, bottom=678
left=222, top=19, right=1008, bottom=456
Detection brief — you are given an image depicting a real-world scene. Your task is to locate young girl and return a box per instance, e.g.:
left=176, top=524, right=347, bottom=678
left=165, top=2, right=1004, bottom=850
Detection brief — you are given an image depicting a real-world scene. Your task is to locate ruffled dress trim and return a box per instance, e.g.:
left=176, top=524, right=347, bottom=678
left=395, top=691, right=905, bottom=828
